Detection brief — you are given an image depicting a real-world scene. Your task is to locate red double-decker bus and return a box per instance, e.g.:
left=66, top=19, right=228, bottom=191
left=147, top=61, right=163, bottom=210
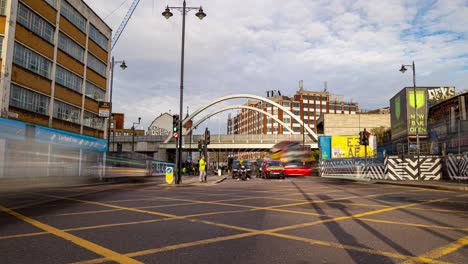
left=270, top=141, right=313, bottom=176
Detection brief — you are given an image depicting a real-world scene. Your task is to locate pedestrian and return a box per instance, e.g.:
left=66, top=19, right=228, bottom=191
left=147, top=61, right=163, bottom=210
left=199, top=155, right=206, bottom=182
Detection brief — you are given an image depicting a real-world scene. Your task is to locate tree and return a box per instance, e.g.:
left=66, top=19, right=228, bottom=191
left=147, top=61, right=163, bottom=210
left=370, top=126, right=389, bottom=146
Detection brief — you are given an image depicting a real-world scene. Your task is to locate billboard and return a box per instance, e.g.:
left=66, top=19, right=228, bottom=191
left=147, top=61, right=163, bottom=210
left=407, top=88, right=428, bottom=137
left=318, top=136, right=331, bottom=160
left=331, top=135, right=376, bottom=158
left=390, top=89, right=408, bottom=140
left=390, top=87, right=428, bottom=140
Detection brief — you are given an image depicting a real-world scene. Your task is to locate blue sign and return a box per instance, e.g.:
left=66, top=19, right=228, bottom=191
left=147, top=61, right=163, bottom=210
left=166, top=167, right=173, bottom=174
left=0, top=117, right=107, bottom=152
left=0, top=118, right=26, bottom=140
left=319, top=136, right=332, bottom=160
left=187, top=155, right=191, bottom=162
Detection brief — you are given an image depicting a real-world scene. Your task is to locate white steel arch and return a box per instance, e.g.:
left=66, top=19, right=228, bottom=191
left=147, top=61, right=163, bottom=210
left=184, top=105, right=295, bottom=135
left=164, top=94, right=318, bottom=143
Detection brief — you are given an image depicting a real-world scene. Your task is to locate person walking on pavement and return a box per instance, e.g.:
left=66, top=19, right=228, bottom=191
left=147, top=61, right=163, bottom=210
left=199, top=155, right=207, bottom=182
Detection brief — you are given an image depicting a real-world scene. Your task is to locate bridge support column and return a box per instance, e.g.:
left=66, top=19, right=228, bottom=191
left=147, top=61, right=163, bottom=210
left=154, top=149, right=168, bottom=162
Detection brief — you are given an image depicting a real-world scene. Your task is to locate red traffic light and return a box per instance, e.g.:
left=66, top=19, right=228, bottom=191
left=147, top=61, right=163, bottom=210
left=365, top=130, right=371, bottom=137
left=172, top=132, right=179, bottom=138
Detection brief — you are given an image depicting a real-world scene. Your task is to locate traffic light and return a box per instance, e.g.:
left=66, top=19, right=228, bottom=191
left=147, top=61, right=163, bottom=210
left=172, top=115, right=179, bottom=132
left=359, top=129, right=370, bottom=146
left=172, top=115, right=179, bottom=138
left=198, top=140, right=203, bottom=152
left=359, top=131, right=365, bottom=145
left=363, top=130, right=370, bottom=146
left=204, top=128, right=210, bottom=145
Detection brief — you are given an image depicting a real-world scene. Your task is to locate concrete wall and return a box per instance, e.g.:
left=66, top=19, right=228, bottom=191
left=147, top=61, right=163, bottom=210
left=323, top=113, right=390, bottom=136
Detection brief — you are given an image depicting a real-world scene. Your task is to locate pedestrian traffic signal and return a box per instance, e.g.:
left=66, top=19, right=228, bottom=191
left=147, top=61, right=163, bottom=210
left=172, top=114, right=179, bottom=132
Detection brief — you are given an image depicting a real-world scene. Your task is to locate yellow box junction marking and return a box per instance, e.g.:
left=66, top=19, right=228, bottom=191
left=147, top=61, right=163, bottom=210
left=34, top=189, right=461, bottom=264
left=400, top=235, right=468, bottom=264
left=13, top=186, right=464, bottom=264
left=0, top=205, right=142, bottom=264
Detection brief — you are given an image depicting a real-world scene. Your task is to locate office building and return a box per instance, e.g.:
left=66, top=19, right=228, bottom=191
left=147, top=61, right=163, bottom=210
left=227, top=88, right=359, bottom=135
left=0, top=0, right=111, bottom=139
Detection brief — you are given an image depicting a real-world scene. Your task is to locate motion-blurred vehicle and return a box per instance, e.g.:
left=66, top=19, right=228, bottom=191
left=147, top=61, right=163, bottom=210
left=284, top=162, right=312, bottom=177
left=261, top=160, right=285, bottom=179
left=231, top=160, right=240, bottom=178
left=248, top=160, right=260, bottom=177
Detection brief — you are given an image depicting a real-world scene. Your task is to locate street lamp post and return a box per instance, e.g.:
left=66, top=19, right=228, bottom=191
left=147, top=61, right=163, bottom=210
left=455, top=106, right=461, bottom=155
left=162, top=1, right=206, bottom=184
left=107, top=56, right=127, bottom=152
left=131, top=117, right=141, bottom=152
left=399, top=61, right=420, bottom=179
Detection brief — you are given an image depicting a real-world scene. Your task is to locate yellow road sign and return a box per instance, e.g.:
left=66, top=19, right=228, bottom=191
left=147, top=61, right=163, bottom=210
left=165, top=167, right=174, bottom=184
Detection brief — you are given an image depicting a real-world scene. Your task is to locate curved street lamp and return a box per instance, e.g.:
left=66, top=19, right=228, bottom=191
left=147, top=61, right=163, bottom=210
left=399, top=61, right=420, bottom=179
left=162, top=0, right=206, bottom=184
left=108, top=57, right=127, bottom=152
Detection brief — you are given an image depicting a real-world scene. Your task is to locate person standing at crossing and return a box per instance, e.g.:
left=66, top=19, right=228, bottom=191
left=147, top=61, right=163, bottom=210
left=199, top=155, right=206, bottom=182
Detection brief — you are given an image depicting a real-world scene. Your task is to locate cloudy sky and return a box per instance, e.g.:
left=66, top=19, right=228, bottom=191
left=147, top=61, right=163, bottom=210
left=84, top=0, right=468, bottom=134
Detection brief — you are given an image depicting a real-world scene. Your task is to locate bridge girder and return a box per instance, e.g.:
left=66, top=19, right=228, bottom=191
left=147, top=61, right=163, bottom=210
left=184, top=105, right=294, bottom=135
left=164, top=94, right=318, bottom=143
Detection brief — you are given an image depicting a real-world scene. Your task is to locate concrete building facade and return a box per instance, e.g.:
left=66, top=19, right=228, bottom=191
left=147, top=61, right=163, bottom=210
left=0, top=0, right=111, bottom=139
left=316, top=113, right=391, bottom=136
left=227, top=88, right=359, bottom=136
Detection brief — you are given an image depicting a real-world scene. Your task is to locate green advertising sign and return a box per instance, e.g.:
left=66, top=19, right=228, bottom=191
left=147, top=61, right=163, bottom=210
left=407, top=89, right=427, bottom=136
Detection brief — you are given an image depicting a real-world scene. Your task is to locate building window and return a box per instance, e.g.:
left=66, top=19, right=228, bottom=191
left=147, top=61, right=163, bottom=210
left=13, top=43, right=52, bottom=79
left=55, top=66, right=83, bottom=93
left=293, top=127, right=300, bottom=132
left=58, top=32, right=84, bottom=62
left=0, top=0, right=6, bottom=15
left=10, top=84, right=49, bottom=115
left=87, top=53, right=106, bottom=77
left=0, top=36, right=3, bottom=55
left=282, top=102, right=290, bottom=107
left=85, top=81, right=105, bottom=101
left=292, top=102, right=300, bottom=108
left=83, top=111, right=103, bottom=130
left=89, top=24, right=108, bottom=50
left=17, top=3, right=54, bottom=43
left=53, top=100, right=81, bottom=124
left=60, top=0, right=86, bottom=32
left=45, top=0, right=57, bottom=9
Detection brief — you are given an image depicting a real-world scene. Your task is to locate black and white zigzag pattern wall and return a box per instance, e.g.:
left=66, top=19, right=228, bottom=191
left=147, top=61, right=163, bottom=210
left=384, top=156, right=442, bottom=180
left=320, top=156, right=443, bottom=180
left=320, top=158, right=384, bottom=179
left=446, top=154, right=468, bottom=180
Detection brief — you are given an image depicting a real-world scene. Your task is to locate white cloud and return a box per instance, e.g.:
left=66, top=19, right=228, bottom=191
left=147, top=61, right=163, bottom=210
left=84, top=0, right=467, bottom=132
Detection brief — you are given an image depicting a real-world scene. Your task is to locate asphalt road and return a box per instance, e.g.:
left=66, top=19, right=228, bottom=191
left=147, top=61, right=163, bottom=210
left=0, top=176, right=467, bottom=264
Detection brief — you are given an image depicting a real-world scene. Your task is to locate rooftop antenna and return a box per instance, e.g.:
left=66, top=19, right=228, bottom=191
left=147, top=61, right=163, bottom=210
left=299, top=80, right=304, bottom=91
left=324, top=81, right=328, bottom=92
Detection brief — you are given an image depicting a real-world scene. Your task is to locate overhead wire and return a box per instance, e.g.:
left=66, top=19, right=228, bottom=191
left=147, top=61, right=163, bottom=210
left=104, top=0, right=130, bottom=20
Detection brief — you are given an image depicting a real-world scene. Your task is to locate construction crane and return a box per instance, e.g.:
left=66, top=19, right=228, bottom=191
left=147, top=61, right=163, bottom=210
left=111, top=0, right=142, bottom=50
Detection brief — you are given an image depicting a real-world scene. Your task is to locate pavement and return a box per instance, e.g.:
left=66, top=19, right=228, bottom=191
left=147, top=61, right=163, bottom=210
left=321, top=175, right=468, bottom=192
left=372, top=179, right=468, bottom=192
